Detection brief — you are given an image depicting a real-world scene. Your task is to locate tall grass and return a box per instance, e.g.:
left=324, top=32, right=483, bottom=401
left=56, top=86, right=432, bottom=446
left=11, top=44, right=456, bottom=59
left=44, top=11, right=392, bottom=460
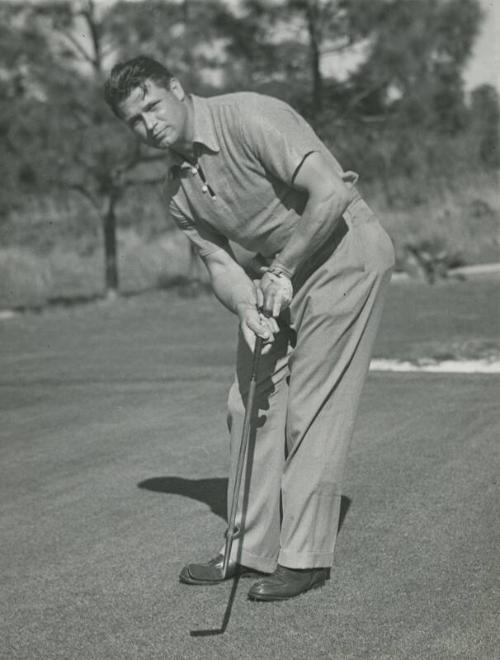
left=0, top=227, right=196, bottom=309
left=365, top=170, right=500, bottom=268
left=0, top=169, right=498, bottom=309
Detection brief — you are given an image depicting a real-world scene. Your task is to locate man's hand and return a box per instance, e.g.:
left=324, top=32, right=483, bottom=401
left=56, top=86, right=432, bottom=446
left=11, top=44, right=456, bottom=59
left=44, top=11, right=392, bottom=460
left=257, top=270, right=293, bottom=318
left=238, top=303, right=280, bottom=353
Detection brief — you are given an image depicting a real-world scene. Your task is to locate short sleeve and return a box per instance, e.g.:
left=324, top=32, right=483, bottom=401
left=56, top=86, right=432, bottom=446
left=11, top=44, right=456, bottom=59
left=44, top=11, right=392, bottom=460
left=238, top=97, right=337, bottom=185
left=168, top=199, right=229, bottom=257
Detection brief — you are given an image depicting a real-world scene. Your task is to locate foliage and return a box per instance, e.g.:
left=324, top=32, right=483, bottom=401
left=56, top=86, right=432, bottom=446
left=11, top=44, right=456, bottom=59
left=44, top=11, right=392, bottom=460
left=344, top=0, right=482, bottom=127
left=469, top=84, right=500, bottom=168
left=0, top=0, right=497, bottom=301
left=221, top=0, right=374, bottom=115
left=105, top=0, right=231, bottom=91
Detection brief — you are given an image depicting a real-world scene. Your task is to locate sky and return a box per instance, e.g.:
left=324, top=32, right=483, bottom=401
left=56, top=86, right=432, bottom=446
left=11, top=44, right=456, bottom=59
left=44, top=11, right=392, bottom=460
left=463, top=0, right=500, bottom=92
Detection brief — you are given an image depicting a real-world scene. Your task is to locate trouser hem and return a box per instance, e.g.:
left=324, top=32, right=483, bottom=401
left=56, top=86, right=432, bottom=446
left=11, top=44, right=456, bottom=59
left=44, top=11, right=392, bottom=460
left=217, top=544, right=278, bottom=574
left=278, top=550, right=334, bottom=569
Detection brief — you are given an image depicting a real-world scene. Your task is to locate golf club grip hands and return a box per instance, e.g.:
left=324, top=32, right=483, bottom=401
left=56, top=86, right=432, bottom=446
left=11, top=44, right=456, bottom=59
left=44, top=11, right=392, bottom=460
left=237, top=304, right=279, bottom=354
left=257, top=268, right=293, bottom=319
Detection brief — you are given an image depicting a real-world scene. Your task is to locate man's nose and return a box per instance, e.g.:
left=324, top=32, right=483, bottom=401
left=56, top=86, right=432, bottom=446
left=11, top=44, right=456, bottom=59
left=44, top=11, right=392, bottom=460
left=144, top=114, right=156, bottom=132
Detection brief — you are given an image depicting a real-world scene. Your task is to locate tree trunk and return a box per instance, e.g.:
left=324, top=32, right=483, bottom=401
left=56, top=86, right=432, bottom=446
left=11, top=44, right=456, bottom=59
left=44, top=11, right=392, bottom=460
left=103, top=196, right=119, bottom=295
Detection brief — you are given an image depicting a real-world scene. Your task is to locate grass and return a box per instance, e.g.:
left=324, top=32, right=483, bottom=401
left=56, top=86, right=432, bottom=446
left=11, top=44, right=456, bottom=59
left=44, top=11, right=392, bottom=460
left=375, top=278, right=500, bottom=362
left=1, top=282, right=499, bottom=658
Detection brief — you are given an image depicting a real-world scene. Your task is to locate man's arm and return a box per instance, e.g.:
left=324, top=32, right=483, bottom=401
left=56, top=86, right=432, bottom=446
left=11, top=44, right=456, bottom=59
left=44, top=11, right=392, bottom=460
left=259, top=151, right=352, bottom=316
left=277, top=151, right=351, bottom=275
left=202, top=247, right=279, bottom=350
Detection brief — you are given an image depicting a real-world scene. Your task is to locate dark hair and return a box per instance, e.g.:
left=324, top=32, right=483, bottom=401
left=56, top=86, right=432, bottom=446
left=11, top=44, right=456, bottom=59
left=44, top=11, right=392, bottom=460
left=103, top=55, right=174, bottom=117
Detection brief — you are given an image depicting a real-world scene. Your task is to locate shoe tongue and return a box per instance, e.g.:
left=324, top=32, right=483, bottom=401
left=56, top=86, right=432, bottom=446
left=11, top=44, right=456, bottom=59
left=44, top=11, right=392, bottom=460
left=276, top=564, right=295, bottom=575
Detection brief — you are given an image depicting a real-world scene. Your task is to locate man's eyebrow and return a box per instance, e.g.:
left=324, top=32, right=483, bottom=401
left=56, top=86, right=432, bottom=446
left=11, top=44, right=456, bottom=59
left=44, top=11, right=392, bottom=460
left=127, top=100, right=158, bottom=126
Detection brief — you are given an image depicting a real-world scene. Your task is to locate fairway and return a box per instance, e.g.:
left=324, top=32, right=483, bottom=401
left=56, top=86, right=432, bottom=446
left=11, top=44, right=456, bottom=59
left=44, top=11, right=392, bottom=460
left=1, top=281, right=499, bottom=659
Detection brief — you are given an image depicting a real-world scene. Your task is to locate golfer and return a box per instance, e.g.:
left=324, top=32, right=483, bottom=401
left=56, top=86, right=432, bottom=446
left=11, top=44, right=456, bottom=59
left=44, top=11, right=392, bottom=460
left=104, top=56, right=395, bottom=602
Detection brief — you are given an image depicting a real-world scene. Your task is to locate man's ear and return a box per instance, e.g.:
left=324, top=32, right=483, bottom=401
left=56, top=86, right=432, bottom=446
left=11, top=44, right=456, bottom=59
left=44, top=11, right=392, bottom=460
left=170, top=78, right=186, bottom=101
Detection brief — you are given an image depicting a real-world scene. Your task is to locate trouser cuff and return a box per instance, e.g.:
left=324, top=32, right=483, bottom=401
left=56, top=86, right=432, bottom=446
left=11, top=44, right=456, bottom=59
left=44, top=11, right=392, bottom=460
left=278, top=549, right=334, bottom=569
left=218, top=544, right=278, bottom=574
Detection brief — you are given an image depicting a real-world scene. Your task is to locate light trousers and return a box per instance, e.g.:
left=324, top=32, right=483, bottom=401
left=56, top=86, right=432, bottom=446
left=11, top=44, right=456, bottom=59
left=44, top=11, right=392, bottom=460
left=222, top=201, right=395, bottom=572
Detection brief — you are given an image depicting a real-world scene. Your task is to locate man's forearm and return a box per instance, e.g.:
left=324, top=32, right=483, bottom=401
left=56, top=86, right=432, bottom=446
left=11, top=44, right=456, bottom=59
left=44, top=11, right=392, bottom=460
left=274, top=188, right=350, bottom=276
left=206, top=257, right=257, bottom=316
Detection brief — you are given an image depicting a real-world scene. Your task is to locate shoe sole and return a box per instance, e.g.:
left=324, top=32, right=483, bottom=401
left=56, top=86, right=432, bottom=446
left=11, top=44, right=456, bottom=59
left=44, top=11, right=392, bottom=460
left=179, top=569, right=264, bottom=586
left=247, top=578, right=326, bottom=602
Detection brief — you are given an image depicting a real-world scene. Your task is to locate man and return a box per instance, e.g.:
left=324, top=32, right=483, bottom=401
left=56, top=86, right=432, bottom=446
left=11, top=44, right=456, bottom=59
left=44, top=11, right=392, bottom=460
left=104, top=55, right=394, bottom=602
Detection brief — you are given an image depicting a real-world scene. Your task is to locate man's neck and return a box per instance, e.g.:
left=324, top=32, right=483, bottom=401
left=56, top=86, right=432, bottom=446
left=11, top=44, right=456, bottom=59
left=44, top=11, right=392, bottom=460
left=171, top=144, right=197, bottom=164
left=170, top=96, right=196, bottom=163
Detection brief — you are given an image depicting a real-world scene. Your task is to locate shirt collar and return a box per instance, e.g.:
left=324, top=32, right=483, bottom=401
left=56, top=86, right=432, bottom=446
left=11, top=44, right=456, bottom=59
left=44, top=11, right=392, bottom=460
left=190, top=94, right=220, bottom=154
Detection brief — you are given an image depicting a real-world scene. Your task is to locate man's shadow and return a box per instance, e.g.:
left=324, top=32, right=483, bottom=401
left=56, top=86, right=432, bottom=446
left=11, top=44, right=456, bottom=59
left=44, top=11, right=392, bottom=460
left=138, top=476, right=351, bottom=532
left=138, top=476, right=227, bottom=519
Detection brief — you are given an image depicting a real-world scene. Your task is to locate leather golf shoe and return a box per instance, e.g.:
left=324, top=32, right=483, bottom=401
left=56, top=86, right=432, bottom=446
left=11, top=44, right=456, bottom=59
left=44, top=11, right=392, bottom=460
left=179, top=554, right=263, bottom=585
left=248, top=564, right=328, bottom=601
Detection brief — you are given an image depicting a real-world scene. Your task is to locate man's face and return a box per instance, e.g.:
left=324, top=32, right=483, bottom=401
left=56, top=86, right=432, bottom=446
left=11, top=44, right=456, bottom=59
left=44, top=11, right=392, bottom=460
left=118, top=79, right=190, bottom=150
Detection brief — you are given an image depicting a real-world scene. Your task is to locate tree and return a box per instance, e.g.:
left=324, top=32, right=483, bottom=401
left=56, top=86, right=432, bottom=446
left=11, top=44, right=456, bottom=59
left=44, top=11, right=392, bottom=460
left=0, top=2, right=57, bottom=217
left=224, top=0, right=482, bottom=129
left=346, top=0, right=482, bottom=130
left=34, top=0, right=168, bottom=295
left=0, top=0, right=231, bottom=296
left=469, top=84, right=500, bottom=168
left=222, top=0, right=372, bottom=116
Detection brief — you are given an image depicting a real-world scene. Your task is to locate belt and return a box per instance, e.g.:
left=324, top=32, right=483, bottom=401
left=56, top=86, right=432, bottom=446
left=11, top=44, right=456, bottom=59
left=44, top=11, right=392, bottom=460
left=292, top=196, right=375, bottom=286
left=343, top=197, right=376, bottom=225
left=250, top=197, right=374, bottom=281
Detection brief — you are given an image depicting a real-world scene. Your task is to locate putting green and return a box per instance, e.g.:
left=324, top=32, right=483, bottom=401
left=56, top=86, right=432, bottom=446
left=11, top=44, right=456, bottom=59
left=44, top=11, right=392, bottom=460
left=0, top=280, right=498, bottom=658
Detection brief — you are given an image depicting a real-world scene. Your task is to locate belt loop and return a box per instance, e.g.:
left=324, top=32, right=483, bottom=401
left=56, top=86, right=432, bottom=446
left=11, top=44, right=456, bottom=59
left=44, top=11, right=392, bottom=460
left=343, top=197, right=374, bottom=225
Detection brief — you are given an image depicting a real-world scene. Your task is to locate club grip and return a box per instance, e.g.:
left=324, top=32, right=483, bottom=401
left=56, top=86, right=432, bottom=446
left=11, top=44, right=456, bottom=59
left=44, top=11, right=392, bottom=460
left=251, top=335, right=264, bottom=379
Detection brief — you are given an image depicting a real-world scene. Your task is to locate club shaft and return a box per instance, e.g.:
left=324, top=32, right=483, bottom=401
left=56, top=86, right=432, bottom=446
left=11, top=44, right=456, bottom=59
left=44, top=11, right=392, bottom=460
left=222, top=336, right=263, bottom=578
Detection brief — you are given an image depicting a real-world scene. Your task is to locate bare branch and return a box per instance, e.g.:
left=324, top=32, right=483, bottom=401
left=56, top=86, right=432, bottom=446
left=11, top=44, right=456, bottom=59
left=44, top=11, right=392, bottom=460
left=73, top=151, right=93, bottom=170
left=59, top=30, right=97, bottom=67
left=330, top=114, right=387, bottom=127
left=101, top=42, right=118, bottom=59
left=80, top=0, right=103, bottom=73
left=67, top=183, right=100, bottom=211
left=112, top=146, right=166, bottom=181
left=321, top=36, right=356, bottom=55
left=124, top=177, right=164, bottom=188
left=139, top=153, right=168, bottom=164
left=120, top=143, right=142, bottom=172
left=3, top=132, right=21, bottom=156
left=341, top=78, right=390, bottom=117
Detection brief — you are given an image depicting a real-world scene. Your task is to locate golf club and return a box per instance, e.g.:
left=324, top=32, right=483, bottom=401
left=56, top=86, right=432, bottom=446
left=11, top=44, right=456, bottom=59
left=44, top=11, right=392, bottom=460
left=222, top=334, right=264, bottom=579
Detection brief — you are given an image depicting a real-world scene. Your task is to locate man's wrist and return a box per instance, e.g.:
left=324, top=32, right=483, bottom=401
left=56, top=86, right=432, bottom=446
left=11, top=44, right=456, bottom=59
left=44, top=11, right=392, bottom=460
left=236, top=301, right=257, bottom=317
left=268, top=260, right=294, bottom=279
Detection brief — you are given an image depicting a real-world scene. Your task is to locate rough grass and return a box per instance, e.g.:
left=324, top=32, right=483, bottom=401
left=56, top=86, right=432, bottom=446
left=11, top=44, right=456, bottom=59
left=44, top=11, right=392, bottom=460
left=365, top=170, right=500, bottom=268
left=0, top=230, right=196, bottom=309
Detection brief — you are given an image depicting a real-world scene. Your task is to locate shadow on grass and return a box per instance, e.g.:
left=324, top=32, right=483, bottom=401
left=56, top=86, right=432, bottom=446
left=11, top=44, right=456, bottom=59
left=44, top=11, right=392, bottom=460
left=139, top=476, right=351, bottom=635
left=138, top=476, right=352, bottom=532
left=138, top=476, right=227, bottom=519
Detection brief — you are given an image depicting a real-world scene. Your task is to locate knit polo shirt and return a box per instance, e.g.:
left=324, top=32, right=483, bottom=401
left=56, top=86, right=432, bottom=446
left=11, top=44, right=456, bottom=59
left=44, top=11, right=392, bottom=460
left=164, top=92, right=360, bottom=258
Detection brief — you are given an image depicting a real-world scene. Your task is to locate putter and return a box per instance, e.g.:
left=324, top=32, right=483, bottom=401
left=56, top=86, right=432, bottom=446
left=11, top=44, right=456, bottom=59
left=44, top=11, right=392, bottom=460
left=222, top=334, right=264, bottom=579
